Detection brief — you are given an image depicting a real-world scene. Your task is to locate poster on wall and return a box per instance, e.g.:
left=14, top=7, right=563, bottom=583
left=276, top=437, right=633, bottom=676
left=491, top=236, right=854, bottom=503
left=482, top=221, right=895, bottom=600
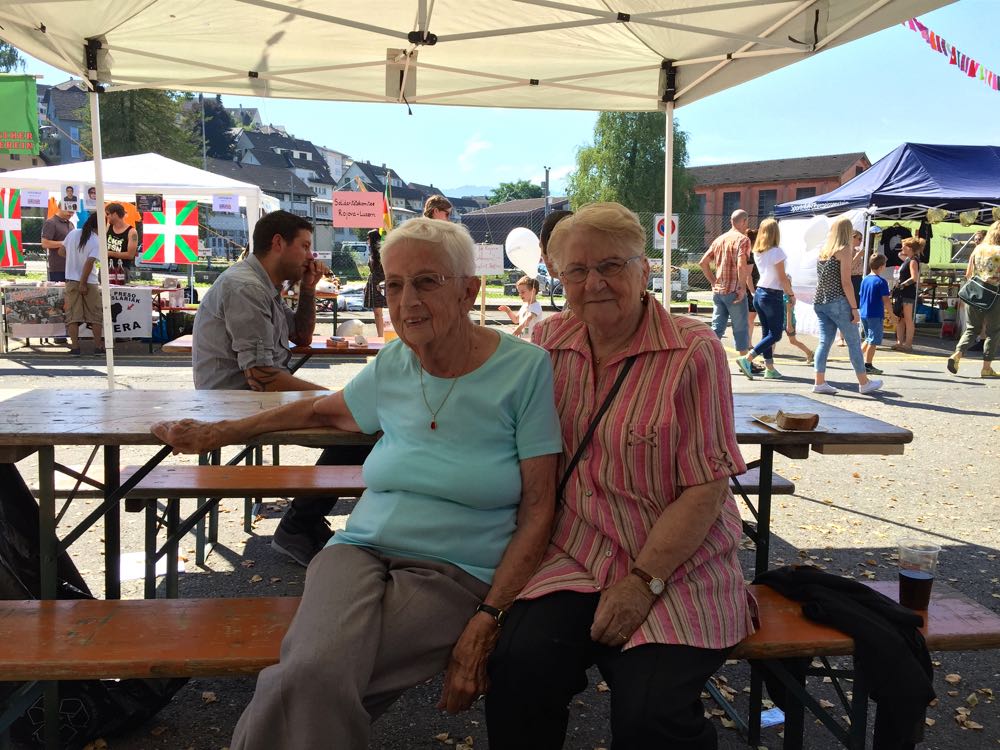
left=212, top=194, right=238, bottom=213
left=135, top=193, right=164, bottom=214
left=60, top=184, right=80, bottom=213
left=20, top=190, right=48, bottom=208
left=2, top=285, right=153, bottom=339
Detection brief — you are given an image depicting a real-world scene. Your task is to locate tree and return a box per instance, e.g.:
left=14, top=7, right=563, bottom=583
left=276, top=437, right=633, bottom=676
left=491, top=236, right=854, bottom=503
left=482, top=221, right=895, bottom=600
left=82, top=89, right=200, bottom=165
left=0, top=42, right=23, bottom=72
left=193, top=95, right=237, bottom=161
left=488, top=179, right=544, bottom=205
left=566, top=112, right=697, bottom=216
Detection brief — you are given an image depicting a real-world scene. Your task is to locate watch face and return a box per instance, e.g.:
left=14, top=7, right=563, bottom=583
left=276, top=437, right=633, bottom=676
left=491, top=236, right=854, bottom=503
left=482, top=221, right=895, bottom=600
left=649, top=578, right=665, bottom=596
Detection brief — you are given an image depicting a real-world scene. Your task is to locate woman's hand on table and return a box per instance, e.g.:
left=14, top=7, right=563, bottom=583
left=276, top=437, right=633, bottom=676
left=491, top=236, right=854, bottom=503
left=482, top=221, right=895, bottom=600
left=590, top=574, right=656, bottom=647
left=151, top=418, right=229, bottom=454
left=436, top=614, right=500, bottom=713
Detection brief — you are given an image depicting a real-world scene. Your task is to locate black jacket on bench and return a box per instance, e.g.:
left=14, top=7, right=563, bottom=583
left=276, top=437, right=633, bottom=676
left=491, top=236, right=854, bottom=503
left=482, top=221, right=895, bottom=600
left=755, top=565, right=934, bottom=750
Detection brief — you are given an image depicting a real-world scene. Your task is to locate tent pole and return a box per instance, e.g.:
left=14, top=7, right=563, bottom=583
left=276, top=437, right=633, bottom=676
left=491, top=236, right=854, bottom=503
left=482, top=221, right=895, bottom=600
left=663, top=100, right=674, bottom=306
left=862, top=212, right=873, bottom=275
left=89, top=88, right=115, bottom=390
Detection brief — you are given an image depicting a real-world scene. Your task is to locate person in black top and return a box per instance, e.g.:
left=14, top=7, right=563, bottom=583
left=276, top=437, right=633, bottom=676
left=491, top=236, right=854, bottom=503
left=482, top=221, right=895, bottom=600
left=105, top=203, right=138, bottom=283
left=362, top=228, right=386, bottom=336
left=892, top=237, right=922, bottom=352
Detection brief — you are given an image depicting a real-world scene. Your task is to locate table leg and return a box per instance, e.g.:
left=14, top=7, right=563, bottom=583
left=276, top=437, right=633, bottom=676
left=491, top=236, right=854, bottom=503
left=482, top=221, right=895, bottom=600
left=103, top=446, right=121, bottom=600
left=37, top=447, right=57, bottom=600
left=754, top=447, right=774, bottom=576
left=165, top=498, right=180, bottom=598
left=144, top=500, right=158, bottom=599
left=42, top=682, right=58, bottom=750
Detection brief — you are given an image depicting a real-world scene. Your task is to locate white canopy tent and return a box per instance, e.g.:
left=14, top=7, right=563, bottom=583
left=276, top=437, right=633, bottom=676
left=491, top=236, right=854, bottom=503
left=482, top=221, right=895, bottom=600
left=0, top=154, right=278, bottom=381
left=0, top=0, right=951, bottom=387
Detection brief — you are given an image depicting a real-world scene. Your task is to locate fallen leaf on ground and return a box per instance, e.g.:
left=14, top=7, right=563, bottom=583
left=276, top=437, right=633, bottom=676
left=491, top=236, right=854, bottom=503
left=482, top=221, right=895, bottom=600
left=945, top=674, right=962, bottom=685
left=202, top=691, right=217, bottom=704
left=249, top=574, right=263, bottom=583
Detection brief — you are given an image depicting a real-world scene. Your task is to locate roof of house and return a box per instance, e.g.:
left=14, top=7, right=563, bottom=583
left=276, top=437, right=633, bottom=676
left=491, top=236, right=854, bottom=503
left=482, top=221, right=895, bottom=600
left=47, top=84, right=88, bottom=122
left=463, top=196, right=570, bottom=215
left=351, top=160, right=406, bottom=187
left=689, top=152, right=869, bottom=187
left=448, top=196, right=481, bottom=210
left=207, top=157, right=314, bottom=196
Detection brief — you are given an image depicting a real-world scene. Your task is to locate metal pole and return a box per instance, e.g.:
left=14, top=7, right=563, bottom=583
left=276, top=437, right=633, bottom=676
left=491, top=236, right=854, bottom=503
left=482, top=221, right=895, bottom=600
left=663, top=101, right=674, bottom=306
left=89, top=89, right=115, bottom=389
left=543, top=165, right=551, bottom=217
left=200, top=93, right=207, bottom=170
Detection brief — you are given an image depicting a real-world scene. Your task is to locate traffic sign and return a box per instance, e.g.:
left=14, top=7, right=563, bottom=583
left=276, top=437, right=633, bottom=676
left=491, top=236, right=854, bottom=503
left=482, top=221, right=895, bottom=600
left=653, top=213, right=678, bottom=250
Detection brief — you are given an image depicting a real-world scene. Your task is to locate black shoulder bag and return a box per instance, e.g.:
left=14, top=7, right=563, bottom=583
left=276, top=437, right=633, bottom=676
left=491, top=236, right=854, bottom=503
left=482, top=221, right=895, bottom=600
left=557, top=356, right=637, bottom=500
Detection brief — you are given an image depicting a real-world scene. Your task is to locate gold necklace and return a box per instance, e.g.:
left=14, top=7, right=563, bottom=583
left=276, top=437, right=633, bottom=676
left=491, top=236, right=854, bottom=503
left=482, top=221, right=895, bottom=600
left=419, top=361, right=465, bottom=430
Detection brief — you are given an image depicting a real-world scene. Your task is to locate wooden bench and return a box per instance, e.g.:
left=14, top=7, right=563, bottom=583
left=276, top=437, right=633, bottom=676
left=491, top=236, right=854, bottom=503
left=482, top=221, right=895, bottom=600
left=1, top=582, right=997, bottom=749
left=125, top=465, right=366, bottom=598
left=730, top=464, right=795, bottom=573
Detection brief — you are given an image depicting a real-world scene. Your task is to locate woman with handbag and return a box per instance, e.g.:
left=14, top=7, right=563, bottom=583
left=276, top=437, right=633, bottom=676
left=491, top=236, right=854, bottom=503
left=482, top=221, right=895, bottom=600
left=486, top=203, right=755, bottom=749
left=947, top=220, right=1000, bottom=378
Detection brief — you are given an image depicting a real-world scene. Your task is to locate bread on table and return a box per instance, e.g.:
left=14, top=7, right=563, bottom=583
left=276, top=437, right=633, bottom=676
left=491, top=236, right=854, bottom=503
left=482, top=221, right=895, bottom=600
left=775, top=410, right=819, bottom=431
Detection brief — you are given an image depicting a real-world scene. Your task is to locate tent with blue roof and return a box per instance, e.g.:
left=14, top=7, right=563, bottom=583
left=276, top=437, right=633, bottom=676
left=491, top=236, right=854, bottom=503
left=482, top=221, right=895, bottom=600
left=774, top=143, right=1000, bottom=220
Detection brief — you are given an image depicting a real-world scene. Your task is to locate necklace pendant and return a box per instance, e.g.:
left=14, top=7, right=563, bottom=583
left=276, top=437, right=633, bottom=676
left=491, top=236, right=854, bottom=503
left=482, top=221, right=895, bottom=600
left=430, top=420, right=437, bottom=430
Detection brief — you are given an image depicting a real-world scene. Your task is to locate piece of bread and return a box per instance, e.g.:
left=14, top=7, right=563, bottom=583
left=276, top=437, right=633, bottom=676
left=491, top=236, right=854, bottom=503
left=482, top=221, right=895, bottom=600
left=775, top=410, right=819, bottom=431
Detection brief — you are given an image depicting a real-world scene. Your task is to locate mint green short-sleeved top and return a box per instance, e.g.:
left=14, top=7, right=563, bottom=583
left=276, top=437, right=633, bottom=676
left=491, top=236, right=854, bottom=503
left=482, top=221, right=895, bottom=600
left=331, top=333, right=563, bottom=583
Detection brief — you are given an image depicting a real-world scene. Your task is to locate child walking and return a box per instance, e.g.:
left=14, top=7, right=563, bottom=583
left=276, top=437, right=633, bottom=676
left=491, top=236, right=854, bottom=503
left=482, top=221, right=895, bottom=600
left=498, top=276, right=543, bottom=339
left=859, top=254, right=892, bottom=375
left=783, top=273, right=814, bottom=363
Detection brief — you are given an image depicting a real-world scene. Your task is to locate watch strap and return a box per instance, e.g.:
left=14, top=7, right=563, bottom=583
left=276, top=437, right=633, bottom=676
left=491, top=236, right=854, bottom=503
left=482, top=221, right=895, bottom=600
left=475, top=603, right=505, bottom=626
left=630, top=567, right=653, bottom=584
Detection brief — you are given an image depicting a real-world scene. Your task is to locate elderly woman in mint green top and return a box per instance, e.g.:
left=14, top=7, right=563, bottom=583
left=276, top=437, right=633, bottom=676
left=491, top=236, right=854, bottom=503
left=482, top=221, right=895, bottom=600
left=153, top=217, right=562, bottom=750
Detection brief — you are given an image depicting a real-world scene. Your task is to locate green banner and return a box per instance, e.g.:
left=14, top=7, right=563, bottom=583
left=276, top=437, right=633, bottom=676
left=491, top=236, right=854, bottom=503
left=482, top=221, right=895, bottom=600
left=0, top=74, right=39, bottom=156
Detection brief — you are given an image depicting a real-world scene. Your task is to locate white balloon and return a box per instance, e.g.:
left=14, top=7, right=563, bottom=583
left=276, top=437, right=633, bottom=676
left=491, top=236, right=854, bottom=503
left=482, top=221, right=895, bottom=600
left=505, top=227, right=541, bottom=278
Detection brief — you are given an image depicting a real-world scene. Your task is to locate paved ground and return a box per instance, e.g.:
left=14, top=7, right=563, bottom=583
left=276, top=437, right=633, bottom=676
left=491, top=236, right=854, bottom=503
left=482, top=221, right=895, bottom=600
left=1, top=312, right=998, bottom=750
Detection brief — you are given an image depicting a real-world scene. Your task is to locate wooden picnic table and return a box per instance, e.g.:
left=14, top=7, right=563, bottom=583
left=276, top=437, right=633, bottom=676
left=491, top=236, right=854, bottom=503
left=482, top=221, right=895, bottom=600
left=0, top=389, right=910, bottom=599
left=162, top=333, right=385, bottom=372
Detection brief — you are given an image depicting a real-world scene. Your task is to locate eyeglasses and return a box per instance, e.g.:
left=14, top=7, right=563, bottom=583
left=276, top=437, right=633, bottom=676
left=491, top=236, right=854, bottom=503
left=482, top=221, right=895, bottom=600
left=559, top=256, right=641, bottom=284
left=378, top=273, right=463, bottom=298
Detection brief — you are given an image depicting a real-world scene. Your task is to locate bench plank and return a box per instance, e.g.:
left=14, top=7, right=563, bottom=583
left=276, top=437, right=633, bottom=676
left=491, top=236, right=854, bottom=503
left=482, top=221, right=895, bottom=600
left=1, top=583, right=997, bottom=683
left=730, top=467, right=795, bottom=495
left=125, top=465, right=365, bottom=499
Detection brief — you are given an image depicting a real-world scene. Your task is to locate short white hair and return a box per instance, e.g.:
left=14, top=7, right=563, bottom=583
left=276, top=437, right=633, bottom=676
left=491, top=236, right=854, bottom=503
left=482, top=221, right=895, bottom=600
left=381, top=218, right=476, bottom=276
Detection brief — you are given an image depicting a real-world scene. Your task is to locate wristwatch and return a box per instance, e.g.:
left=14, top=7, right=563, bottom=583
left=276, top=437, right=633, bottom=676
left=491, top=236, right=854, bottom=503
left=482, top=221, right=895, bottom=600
left=630, top=567, right=665, bottom=596
left=475, top=603, right=506, bottom=627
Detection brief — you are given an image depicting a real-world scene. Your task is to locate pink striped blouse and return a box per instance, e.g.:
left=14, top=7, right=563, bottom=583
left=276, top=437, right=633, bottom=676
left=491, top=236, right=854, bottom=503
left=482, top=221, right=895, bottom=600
left=523, top=298, right=756, bottom=650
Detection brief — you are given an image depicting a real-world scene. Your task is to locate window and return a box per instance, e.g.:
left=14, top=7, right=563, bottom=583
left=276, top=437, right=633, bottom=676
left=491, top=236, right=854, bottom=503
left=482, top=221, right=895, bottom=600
left=757, top=190, right=777, bottom=218
left=855, top=166, right=865, bottom=177
left=722, top=192, right=740, bottom=228
left=696, top=194, right=706, bottom=215
left=70, top=127, right=80, bottom=159
left=8, top=154, right=18, bottom=161
left=795, top=187, right=817, bottom=200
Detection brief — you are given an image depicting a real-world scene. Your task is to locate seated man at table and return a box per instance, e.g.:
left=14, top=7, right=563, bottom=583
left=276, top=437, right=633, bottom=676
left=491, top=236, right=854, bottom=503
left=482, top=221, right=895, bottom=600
left=193, top=209, right=367, bottom=566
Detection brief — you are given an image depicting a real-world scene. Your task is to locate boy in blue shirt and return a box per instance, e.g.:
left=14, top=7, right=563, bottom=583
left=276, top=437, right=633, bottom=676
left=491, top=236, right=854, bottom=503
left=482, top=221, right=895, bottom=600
left=859, top=254, right=892, bottom=375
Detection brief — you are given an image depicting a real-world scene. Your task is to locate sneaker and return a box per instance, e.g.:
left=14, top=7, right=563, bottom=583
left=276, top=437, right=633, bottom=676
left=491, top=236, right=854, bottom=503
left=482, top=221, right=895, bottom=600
left=69, top=348, right=81, bottom=357
left=272, top=523, right=326, bottom=567
left=946, top=355, right=960, bottom=374
left=812, top=383, right=838, bottom=395
left=865, top=364, right=883, bottom=375
left=859, top=379, right=883, bottom=395
left=764, top=368, right=783, bottom=379
left=735, top=356, right=755, bottom=380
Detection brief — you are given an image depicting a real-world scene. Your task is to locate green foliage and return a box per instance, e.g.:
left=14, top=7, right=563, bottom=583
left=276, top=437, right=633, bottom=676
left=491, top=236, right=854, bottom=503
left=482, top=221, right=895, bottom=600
left=488, top=179, right=544, bottom=205
left=0, top=42, right=23, bottom=72
left=82, top=89, right=200, bottom=165
left=192, top=95, right=237, bottom=160
left=566, top=112, right=697, bottom=215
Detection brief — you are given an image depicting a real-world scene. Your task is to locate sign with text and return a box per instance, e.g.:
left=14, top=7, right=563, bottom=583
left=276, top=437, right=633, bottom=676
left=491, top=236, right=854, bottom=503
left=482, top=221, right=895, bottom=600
left=653, top=213, right=679, bottom=250
left=2, top=284, right=153, bottom=339
left=212, top=194, right=238, bottom=213
left=135, top=193, right=164, bottom=214
left=474, top=244, right=505, bottom=276
left=0, top=76, right=40, bottom=155
left=332, top=192, right=381, bottom=228
left=20, top=190, right=48, bottom=208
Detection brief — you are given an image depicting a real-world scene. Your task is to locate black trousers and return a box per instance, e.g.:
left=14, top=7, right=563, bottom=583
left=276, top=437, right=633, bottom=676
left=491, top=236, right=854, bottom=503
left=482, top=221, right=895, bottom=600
left=486, top=590, right=728, bottom=750
left=279, top=444, right=373, bottom=530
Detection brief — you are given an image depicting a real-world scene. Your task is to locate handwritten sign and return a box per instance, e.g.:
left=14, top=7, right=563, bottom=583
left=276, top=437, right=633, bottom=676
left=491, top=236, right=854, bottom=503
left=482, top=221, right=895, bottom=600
left=332, top=192, right=382, bottom=228
left=212, top=194, right=238, bottom=213
left=474, top=244, right=505, bottom=276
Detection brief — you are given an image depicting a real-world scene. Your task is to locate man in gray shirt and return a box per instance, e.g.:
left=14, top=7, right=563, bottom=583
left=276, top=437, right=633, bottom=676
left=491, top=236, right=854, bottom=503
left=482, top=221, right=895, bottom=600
left=193, top=210, right=368, bottom=565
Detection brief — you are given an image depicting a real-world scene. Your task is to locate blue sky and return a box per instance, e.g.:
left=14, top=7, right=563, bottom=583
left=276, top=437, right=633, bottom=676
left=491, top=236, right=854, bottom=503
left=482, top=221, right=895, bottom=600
left=10, top=1, right=1000, bottom=196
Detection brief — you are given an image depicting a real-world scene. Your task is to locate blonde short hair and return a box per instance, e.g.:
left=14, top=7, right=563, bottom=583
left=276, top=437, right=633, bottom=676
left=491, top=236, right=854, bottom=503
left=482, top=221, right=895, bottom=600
left=381, top=217, right=476, bottom=276
left=546, top=202, right=645, bottom=268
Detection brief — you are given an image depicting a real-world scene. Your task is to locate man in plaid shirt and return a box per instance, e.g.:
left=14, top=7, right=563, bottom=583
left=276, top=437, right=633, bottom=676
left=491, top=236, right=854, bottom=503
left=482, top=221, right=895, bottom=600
left=700, top=210, right=753, bottom=362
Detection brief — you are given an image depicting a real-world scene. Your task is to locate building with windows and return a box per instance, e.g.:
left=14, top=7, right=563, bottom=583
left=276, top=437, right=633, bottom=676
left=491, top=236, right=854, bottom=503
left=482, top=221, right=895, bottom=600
left=38, top=80, right=88, bottom=164
left=690, top=152, right=870, bottom=245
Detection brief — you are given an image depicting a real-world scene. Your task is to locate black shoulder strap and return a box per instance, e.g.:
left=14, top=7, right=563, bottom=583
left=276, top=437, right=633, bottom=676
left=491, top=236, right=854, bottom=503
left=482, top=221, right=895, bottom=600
left=557, top=355, right=637, bottom=499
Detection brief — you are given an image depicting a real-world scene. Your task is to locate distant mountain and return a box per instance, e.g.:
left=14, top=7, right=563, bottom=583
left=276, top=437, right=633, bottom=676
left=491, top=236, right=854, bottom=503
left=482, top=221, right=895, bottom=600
left=442, top=184, right=494, bottom=198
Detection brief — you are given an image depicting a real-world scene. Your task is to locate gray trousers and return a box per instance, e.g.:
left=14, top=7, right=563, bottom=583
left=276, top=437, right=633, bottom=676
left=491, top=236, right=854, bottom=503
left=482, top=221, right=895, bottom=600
left=955, top=300, right=1000, bottom=362
left=230, top=544, right=490, bottom=750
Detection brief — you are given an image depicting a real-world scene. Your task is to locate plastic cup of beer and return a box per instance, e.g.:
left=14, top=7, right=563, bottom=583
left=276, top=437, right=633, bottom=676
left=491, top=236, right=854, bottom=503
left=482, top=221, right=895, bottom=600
left=897, top=539, right=941, bottom=610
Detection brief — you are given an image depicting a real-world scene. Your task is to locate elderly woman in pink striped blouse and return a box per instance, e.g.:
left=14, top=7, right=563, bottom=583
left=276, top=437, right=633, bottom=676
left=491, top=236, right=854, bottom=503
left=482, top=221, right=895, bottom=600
left=486, top=202, right=756, bottom=749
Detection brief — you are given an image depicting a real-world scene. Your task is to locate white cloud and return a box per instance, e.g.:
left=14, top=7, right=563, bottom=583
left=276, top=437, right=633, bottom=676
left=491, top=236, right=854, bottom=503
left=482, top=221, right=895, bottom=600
left=458, top=135, right=492, bottom=172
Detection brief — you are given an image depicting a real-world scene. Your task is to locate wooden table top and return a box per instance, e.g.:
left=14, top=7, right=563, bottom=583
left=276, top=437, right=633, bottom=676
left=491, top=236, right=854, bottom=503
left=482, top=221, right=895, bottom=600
left=162, top=334, right=385, bottom=357
left=0, top=389, right=373, bottom=448
left=0, top=390, right=910, bottom=451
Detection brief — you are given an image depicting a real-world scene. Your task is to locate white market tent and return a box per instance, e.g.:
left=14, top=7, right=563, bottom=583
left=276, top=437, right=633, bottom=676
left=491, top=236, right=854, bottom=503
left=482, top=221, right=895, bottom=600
left=0, top=0, right=952, bottom=387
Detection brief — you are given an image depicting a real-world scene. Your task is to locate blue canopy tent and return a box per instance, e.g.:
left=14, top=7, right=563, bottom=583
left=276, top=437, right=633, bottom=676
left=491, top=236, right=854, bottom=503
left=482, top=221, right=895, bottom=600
left=774, top=142, right=1000, bottom=220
